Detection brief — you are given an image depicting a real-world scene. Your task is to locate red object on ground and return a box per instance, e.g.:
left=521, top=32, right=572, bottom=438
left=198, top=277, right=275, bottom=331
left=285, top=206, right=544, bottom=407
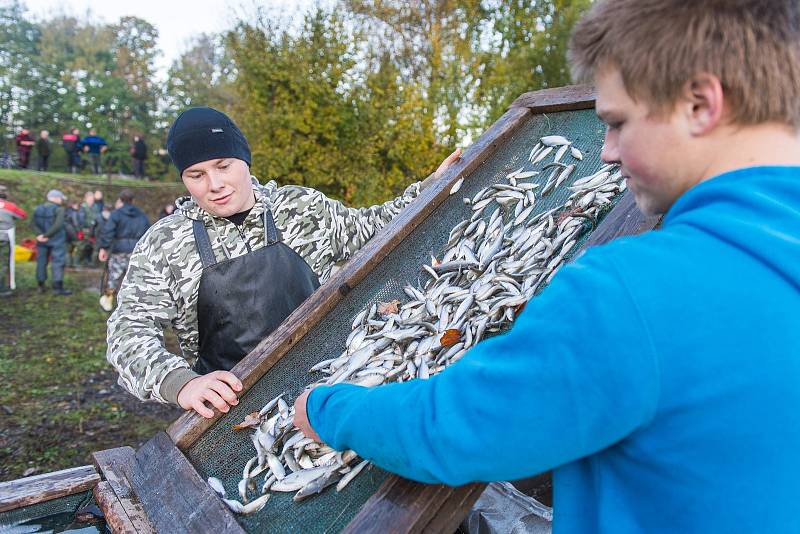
left=19, top=238, right=37, bottom=260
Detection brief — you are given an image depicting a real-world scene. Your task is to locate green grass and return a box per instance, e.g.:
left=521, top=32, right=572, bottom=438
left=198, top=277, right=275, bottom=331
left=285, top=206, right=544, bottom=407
left=0, top=261, right=182, bottom=481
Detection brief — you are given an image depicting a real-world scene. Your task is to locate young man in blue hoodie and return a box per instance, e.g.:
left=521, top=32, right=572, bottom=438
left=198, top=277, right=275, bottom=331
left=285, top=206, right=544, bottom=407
left=294, top=0, right=800, bottom=531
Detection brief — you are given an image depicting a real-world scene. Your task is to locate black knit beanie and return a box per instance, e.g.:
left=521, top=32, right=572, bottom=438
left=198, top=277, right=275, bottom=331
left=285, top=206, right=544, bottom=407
left=166, top=107, right=251, bottom=174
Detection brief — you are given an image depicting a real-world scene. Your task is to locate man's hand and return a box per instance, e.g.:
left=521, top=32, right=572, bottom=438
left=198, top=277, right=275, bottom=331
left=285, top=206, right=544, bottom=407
left=35, top=234, right=48, bottom=243
left=421, top=148, right=462, bottom=191
left=293, top=388, right=322, bottom=442
left=98, top=249, right=109, bottom=262
left=177, top=371, right=243, bottom=418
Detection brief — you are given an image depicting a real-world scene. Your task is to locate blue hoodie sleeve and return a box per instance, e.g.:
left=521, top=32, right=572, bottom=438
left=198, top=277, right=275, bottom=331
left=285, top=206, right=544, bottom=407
left=306, top=246, right=661, bottom=485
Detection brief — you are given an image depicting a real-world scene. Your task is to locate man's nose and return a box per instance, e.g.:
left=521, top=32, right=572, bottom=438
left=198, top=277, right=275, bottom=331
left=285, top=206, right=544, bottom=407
left=600, top=131, right=620, bottom=164
left=208, top=170, right=225, bottom=191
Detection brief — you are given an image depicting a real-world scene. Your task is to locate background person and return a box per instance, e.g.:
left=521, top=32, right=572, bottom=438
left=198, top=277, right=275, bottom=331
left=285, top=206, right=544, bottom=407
left=0, top=185, right=27, bottom=297
left=93, top=190, right=104, bottom=214
left=77, top=191, right=98, bottom=267
left=35, top=130, right=51, bottom=171
left=63, top=200, right=80, bottom=268
left=81, top=129, right=107, bottom=175
left=61, top=128, right=81, bottom=173
left=32, top=189, right=72, bottom=295
left=97, top=189, right=149, bottom=311
left=15, top=128, right=34, bottom=169
left=130, top=135, right=148, bottom=179
left=157, top=202, right=175, bottom=220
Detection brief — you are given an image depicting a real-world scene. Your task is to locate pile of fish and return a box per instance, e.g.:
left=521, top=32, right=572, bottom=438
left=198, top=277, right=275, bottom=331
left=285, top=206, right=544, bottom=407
left=208, top=133, right=625, bottom=514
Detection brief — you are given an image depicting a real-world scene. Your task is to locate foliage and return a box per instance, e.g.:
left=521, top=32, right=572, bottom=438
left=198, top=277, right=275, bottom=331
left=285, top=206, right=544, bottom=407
left=0, top=0, right=591, bottom=202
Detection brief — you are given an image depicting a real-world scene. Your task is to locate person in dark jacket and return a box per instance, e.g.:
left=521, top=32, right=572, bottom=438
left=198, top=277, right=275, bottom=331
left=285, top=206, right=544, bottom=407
left=35, top=130, right=51, bottom=171
left=98, top=189, right=149, bottom=310
left=93, top=190, right=105, bottom=215
left=77, top=191, right=98, bottom=266
left=33, top=189, right=72, bottom=295
left=63, top=201, right=81, bottom=268
left=62, top=128, right=81, bottom=173
left=130, top=135, right=148, bottom=179
left=15, top=129, right=34, bottom=169
left=157, top=202, right=175, bottom=220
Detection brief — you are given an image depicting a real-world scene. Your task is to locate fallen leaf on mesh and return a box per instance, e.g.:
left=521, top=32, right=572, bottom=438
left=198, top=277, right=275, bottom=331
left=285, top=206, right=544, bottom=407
left=378, top=300, right=401, bottom=315
left=233, top=412, right=260, bottom=431
left=440, top=329, right=461, bottom=347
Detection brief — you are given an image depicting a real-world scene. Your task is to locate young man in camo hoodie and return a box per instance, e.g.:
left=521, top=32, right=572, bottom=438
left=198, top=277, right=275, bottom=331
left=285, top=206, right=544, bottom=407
left=106, top=107, right=459, bottom=418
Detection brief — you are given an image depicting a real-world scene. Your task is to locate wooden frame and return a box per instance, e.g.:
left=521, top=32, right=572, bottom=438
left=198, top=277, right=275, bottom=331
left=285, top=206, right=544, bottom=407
left=139, top=84, right=658, bottom=532
left=0, top=465, right=100, bottom=513
left=92, top=447, right=156, bottom=534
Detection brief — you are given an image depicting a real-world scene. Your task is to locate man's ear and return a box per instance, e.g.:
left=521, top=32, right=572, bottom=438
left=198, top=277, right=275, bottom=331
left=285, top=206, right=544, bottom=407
left=683, top=72, right=725, bottom=136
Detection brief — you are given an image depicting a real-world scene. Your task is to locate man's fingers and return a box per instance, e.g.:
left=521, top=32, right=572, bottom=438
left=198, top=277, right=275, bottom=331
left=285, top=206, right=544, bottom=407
left=192, top=399, right=215, bottom=419
left=445, top=147, right=462, bottom=163
left=434, top=147, right=463, bottom=179
left=292, top=388, right=322, bottom=442
left=202, top=389, right=230, bottom=413
left=208, top=379, right=239, bottom=406
left=212, top=371, right=243, bottom=392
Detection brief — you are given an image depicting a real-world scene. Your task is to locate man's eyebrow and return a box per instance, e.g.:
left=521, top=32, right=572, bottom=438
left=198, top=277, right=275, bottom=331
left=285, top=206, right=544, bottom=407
left=595, top=108, right=621, bottom=123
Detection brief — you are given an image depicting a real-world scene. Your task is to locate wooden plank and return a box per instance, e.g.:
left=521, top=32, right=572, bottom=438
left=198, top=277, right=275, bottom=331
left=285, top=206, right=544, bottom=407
left=92, top=447, right=155, bottom=534
left=343, top=478, right=484, bottom=534
left=509, top=84, right=596, bottom=114
left=0, top=465, right=100, bottom=513
left=346, top=189, right=660, bottom=534
left=167, top=104, right=534, bottom=450
left=93, top=481, right=138, bottom=534
left=128, top=432, right=245, bottom=534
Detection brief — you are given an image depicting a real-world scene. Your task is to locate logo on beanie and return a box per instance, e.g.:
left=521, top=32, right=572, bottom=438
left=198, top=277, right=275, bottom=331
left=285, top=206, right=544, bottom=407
left=210, top=128, right=224, bottom=133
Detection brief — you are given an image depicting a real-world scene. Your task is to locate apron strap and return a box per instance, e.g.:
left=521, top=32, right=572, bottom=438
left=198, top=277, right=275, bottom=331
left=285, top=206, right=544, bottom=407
left=264, top=209, right=282, bottom=244
left=192, top=220, right=217, bottom=268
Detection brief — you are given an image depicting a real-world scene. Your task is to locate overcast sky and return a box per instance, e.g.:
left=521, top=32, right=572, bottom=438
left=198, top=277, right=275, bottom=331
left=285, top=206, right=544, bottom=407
left=23, top=0, right=318, bottom=79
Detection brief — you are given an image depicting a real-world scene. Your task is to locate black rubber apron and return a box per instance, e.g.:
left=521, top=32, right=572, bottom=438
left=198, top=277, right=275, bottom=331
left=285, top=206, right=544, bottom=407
left=192, top=209, right=320, bottom=374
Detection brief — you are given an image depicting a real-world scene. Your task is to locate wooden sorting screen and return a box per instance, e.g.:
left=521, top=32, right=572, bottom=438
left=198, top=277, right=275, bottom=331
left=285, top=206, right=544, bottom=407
left=144, top=86, right=658, bottom=533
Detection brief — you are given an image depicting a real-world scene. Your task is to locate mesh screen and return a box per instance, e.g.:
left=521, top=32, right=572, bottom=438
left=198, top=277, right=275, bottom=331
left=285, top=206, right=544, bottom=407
left=187, top=108, right=613, bottom=532
left=0, top=491, right=98, bottom=530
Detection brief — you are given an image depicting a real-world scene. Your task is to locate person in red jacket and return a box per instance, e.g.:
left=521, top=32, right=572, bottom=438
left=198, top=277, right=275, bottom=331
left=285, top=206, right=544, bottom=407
left=15, top=129, right=34, bottom=169
left=0, top=185, right=27, bottom=297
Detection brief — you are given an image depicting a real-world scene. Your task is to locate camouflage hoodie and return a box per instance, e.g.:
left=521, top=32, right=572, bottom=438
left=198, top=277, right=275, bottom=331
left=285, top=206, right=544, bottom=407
left=107, top=177, right=420, bottom=404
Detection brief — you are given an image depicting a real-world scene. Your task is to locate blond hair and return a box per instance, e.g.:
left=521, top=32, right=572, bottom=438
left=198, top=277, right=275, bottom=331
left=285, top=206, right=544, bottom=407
left=569, top=0, right=800, bottom=127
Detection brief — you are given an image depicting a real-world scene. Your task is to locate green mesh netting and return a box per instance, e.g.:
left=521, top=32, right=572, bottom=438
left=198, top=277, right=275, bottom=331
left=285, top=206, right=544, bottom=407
left=0, top=491, right=106, bottom=532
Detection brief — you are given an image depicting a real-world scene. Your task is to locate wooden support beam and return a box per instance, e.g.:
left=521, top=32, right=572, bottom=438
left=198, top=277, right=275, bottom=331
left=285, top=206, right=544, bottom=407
left=94, top=481, right=138, bottom=534
left=0, top=465, right=99, bottom=513
left=92, top=447, right=155, bottom=533
left=128, top=432, right=245, bottom=534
